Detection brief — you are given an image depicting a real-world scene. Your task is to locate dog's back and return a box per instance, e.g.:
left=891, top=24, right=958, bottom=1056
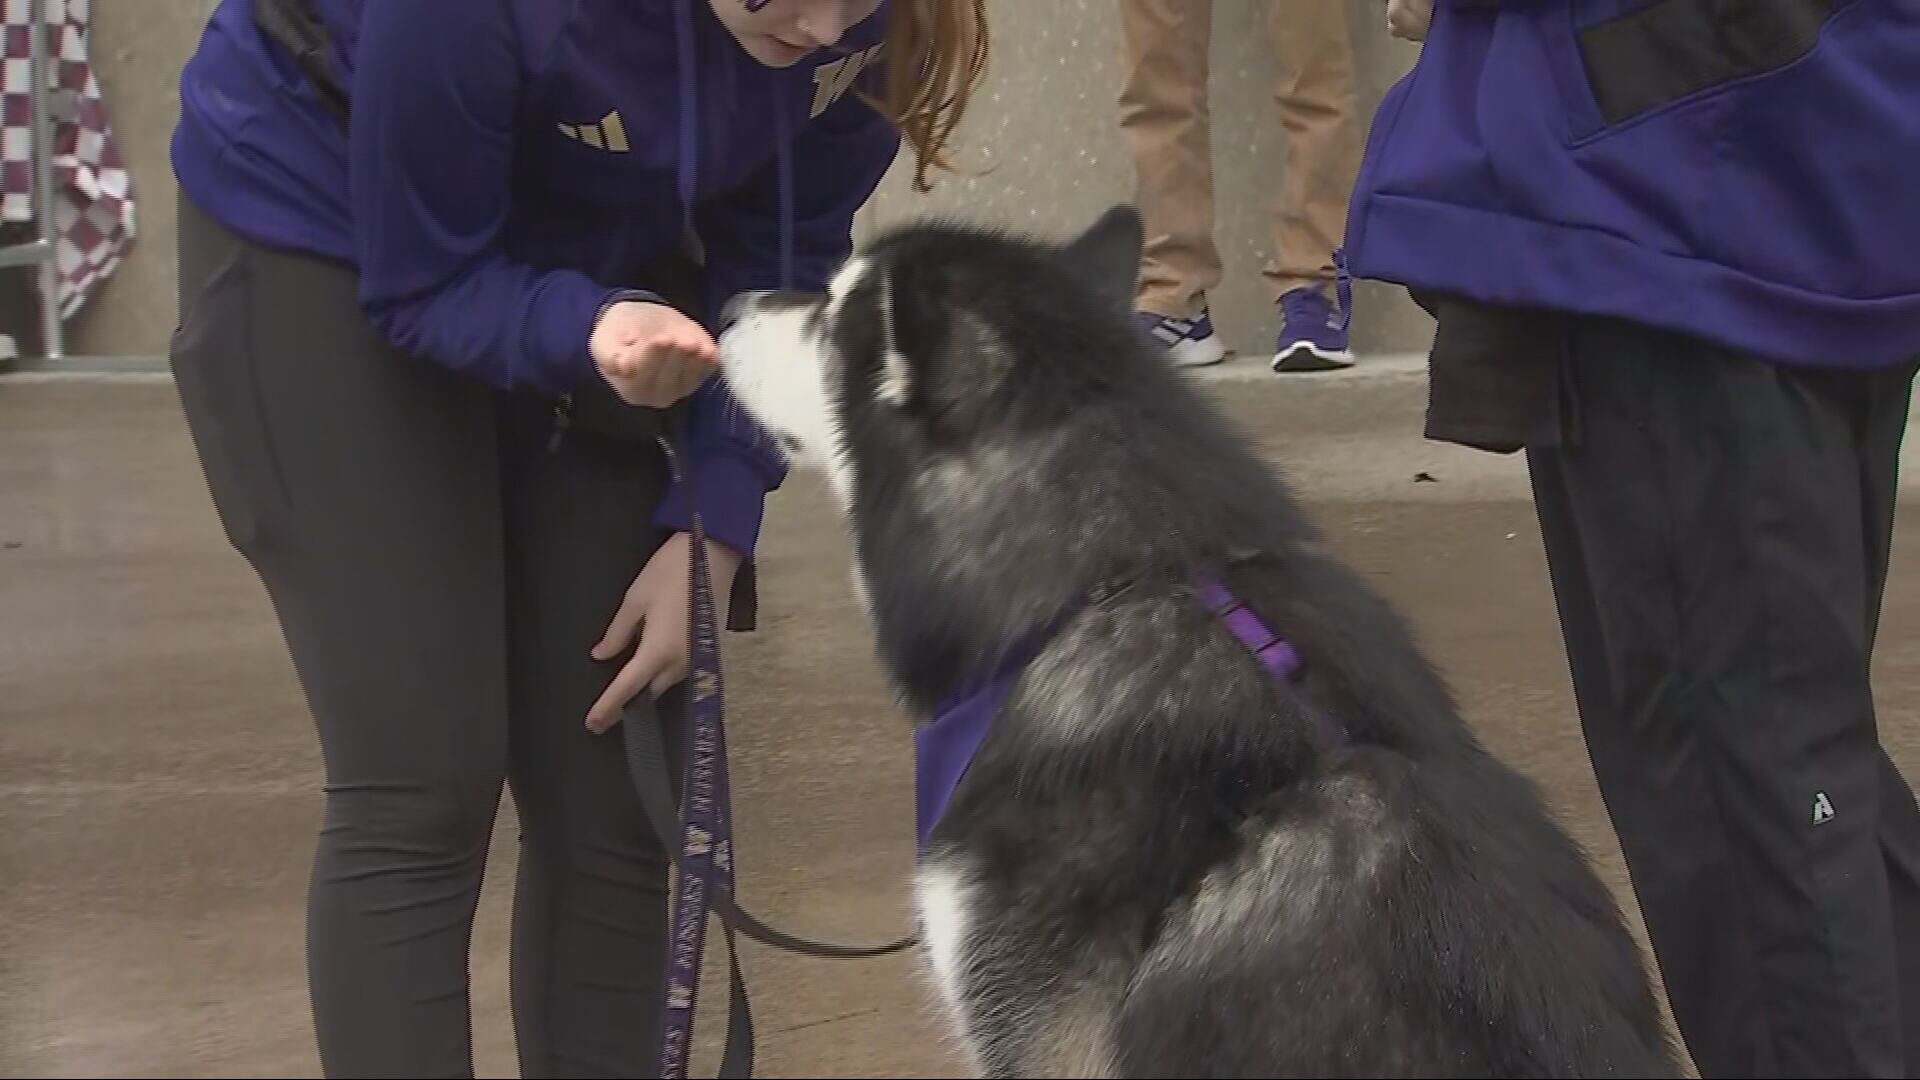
left=925, top=560, right=1679, bottom=1078
left=1120, top=748, right=1677, bottom=1077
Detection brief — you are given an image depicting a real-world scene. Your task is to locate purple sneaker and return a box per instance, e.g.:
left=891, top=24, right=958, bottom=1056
left=1272, top=254, right=1355, bottom=372
left=1138, top=307, right=1229, bottom=369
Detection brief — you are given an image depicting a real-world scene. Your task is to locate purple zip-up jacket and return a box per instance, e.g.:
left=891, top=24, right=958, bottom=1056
left=171, top=0, right=902, bottom=556
left=1344, top=0, right=1920, bottom=369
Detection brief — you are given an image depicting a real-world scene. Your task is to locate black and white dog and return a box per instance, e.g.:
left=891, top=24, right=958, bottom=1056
left=716, top=207, right=1682, bottom=1078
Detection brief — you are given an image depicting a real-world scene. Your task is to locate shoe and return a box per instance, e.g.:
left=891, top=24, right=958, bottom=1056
left=1138, top=307, right=1229, bottom=369
left=1272, top=253, right=1355, bottom=372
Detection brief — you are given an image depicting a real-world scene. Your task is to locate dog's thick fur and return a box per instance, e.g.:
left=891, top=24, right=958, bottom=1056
left=716, top=207, right=1683, bottom=1078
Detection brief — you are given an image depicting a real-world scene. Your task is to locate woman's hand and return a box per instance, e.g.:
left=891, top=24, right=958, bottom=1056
left=586, top=531, right=744, bottom=733
left=590, top=300, right=718, bottom=408
left=1387, top=0, right=1433, bottom=41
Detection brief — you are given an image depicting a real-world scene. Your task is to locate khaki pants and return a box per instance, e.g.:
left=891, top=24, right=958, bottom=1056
left=1118, top=0, right=1363, bottom=319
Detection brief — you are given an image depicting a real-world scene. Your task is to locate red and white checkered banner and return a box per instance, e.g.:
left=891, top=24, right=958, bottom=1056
left=3, top=0, right=136, bottom=321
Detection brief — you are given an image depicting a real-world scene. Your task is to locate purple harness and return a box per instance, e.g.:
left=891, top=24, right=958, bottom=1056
left=914, top=581, right=1313, bottom=853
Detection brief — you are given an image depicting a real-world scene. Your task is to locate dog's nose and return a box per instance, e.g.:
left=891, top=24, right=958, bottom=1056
left=719, top=291, right=770, bottom=335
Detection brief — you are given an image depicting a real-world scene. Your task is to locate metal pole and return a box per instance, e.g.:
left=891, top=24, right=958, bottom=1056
left=29, top=0, right=63, bottom=359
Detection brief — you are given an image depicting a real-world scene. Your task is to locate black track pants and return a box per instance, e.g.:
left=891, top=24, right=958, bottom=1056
left=1527, top=316, right=1920, bottom=1078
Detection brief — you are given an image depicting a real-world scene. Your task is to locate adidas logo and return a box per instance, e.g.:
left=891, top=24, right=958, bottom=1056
left=1812, top=791, right=1836, bottom=825
left=558, top=110, right=630, bottom=153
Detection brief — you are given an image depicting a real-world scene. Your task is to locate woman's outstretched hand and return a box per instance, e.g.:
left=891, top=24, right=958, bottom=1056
left=590, top=300, right=718, bottom=409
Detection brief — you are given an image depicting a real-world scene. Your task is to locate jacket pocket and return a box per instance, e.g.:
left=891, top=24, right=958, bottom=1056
left=1562, top=0, right=1840, bottom=143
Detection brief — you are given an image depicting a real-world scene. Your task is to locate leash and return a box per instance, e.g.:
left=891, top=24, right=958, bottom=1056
left=634, top=421, right=916, bottom=1080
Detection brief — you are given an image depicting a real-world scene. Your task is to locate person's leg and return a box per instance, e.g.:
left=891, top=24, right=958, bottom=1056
left=495, top=391, right=680, bottom=1079
left=1528, top=440, right=1769, bottom=1075
left=1265, top=0, right=1363, bottom=372
left=1854, top=360, right=1920, bottom=1064
left=169, top=196, right=510, bottom=1078
left=1525, top=317, right=1915, bottom=1077
left=1116, top=0, right=1227, bottom=367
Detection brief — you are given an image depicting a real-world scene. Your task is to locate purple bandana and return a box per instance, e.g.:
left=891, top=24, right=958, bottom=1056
left=913, top=667, right=1020, bottom=852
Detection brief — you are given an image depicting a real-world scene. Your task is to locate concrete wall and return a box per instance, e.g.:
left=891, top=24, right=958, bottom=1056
left=46, top=0, right=1432, bottom=362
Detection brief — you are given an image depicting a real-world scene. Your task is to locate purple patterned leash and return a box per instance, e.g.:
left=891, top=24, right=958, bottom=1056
left=627, top=427, right=915, bottom=1080
left=655, top=491, right=736, bottom=1079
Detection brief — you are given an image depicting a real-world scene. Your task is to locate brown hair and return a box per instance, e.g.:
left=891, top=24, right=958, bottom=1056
left=871, top=0, right=990, bottom=193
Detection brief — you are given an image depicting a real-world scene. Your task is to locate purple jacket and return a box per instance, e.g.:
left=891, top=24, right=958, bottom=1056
left=172, top=0, right=903, bottom=556
left=1344, top=0, right=1920, bottom=369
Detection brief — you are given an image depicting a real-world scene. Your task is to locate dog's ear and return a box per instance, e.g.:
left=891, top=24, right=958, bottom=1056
left=1060, top=205, right=1144, bottom=310
left=875, top=270, right=914, bottom=406
left=878, top=258, right=1012, bottom=425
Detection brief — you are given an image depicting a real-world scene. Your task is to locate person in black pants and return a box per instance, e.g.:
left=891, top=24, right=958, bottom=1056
left=165, top=0, right=988, bottom=1075
left=1344, top=1, right=1920, bottom=1076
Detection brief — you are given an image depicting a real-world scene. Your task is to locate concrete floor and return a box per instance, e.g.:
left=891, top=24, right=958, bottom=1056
left=6, top=362, right=1920, bottom=1078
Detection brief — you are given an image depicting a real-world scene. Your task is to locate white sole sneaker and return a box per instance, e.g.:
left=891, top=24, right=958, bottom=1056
left=1169, top=335, right=1230, bottom=369
left=1271, top=341, right=1355, bottom=373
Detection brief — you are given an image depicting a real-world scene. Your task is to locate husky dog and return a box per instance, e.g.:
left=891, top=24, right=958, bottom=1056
left=715, top=207, right=1682, bottom=1078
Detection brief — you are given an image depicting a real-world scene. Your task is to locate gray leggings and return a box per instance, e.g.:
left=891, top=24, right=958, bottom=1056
left=169, top=196, right=683, bottom=1078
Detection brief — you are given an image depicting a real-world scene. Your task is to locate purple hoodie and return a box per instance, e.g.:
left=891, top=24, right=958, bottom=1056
left=171, top=0, right=903, bottom=556
left=1344, top=0, right=1920, bottom=370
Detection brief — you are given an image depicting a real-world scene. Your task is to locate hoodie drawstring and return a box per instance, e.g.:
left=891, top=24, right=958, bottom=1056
left=672, top=0, right=699, bottom=226
left=774, top=83, right=794, bottom=292
left=674, top=0, right=796, bottom=294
